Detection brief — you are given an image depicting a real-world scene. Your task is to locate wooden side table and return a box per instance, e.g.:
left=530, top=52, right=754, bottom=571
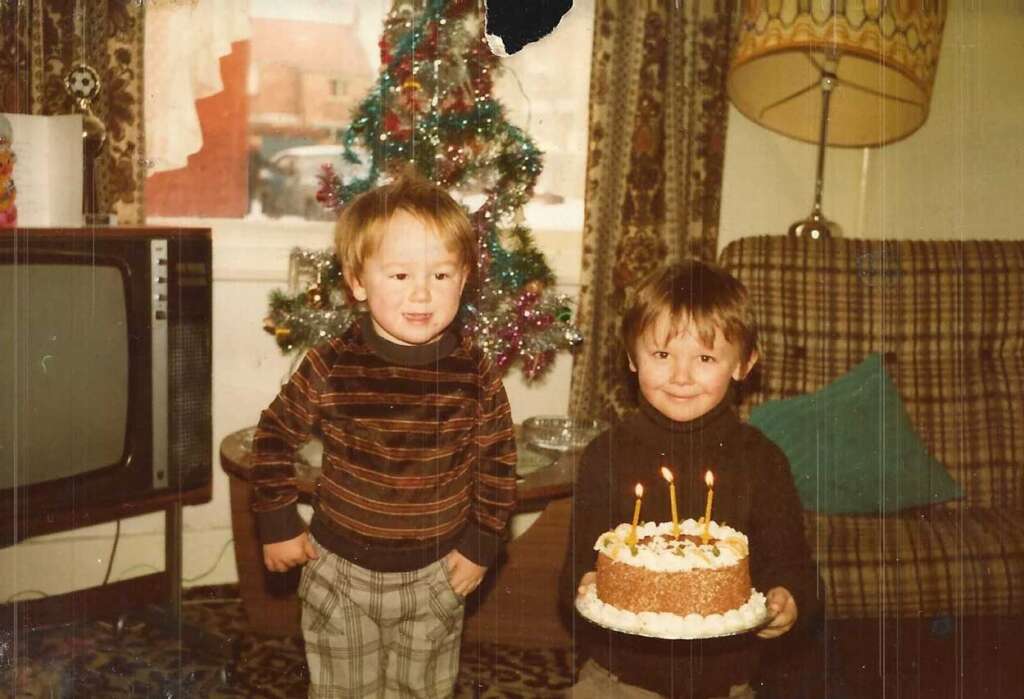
left=220, top=427, right=579, bottom=638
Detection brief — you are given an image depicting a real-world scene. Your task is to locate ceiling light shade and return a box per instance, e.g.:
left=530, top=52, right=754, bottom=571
left=728, top=0, right=948, bottom=148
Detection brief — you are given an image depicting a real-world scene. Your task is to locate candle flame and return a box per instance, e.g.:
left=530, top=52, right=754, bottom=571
left=660, top=467, right=674, bottom=483
left=635, top=483, right=644, bottom=497
left=705, top=470, right=714, bottom=487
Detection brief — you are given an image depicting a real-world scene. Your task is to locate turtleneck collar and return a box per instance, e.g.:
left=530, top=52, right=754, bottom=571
left=636, top=385, right=738, bottom=437
left=359, top=313, right=460, bottom=366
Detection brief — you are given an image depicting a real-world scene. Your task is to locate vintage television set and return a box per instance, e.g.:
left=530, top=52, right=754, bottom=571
left=1, top=227, right=213, bottom=547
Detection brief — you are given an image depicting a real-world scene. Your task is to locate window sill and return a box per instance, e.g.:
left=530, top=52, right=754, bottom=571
left=149, top=202, right=583, bottom=289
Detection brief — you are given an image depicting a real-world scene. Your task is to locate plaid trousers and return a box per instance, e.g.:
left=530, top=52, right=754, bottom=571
left=300, top=536, right=465, bottom=698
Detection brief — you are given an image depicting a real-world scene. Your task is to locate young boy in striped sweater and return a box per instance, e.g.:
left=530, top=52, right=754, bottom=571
left=251, top=175, right=518, bottom=698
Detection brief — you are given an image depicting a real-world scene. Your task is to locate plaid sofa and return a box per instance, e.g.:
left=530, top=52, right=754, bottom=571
left=720, top=236, right=1024, bottom=620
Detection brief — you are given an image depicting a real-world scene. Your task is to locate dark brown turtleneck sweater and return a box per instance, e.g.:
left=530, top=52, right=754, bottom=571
left=560, top=393, right=820, bottom=698
left=250, top=315, right=517, bottom=572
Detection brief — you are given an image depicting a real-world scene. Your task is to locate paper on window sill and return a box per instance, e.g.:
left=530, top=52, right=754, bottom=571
left=3, top=113, right=83, bottom=227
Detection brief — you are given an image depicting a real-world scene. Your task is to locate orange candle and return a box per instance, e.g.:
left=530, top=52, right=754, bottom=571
left=627, top=483, right=644, bottom=546
left=701, top=470, right=715, bottom=544
left=660, top=467, right=679, bottom=537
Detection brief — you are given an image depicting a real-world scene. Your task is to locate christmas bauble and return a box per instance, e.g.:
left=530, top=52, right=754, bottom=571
left=307, top=284, right=327, bottom=309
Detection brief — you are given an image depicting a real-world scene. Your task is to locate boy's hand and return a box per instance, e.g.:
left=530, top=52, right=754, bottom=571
left=263, top=531, right=318, bottom=573
left=444, top=550, right=487, bottom=596
left=757, top=586, right=798, bottom=639
left=576, top=571, right=596, bottom=598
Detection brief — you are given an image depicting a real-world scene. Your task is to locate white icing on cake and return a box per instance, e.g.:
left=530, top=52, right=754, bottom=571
left=575, top=583, right=769, bottom=639
left=593, top=519, right=749, bottom=572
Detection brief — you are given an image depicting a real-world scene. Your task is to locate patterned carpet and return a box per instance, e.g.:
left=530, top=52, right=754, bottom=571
left=0, top=590, right=574, bottom=698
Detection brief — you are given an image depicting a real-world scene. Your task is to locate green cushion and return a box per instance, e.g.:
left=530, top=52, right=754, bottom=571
left=749, top=353, right=963, bottom=514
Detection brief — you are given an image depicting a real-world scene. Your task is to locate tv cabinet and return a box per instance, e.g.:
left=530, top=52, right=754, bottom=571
left=1, top=483, right=236, bottom=666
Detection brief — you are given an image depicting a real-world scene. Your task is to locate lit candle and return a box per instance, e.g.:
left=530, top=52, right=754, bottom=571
left=627, top=483, right=644, bottom=547
left=660, top=466, right=679, bottom=537
left=701, top=470, right=715, bottom=544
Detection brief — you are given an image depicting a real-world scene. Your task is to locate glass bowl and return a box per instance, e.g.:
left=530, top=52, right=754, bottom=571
left=521, top=416, right=608, bottom=453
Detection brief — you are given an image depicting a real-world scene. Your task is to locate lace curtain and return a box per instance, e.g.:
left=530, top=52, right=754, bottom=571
left=569, top=0, right=737, bottom=420
left=144, top=0, right=250, bottom=174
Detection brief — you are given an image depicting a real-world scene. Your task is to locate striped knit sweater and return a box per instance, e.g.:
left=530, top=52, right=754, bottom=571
left=251, top=315, right=518, bottom=571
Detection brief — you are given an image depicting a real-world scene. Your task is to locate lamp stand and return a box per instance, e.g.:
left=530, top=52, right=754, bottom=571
left=788, top=67, right=842, bottom=240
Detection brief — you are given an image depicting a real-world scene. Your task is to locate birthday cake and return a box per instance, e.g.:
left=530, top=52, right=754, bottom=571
left=575, top=519, right=768, bottom=638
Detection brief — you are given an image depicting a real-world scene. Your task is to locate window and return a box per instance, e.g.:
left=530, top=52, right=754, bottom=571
left=147, top=0, right=593, bottom=237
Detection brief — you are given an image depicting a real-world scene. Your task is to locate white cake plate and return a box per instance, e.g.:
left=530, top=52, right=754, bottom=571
left=574, top=583, right=772, bottom=640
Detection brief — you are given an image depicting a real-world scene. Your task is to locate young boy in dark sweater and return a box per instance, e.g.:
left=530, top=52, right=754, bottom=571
left=250, top=175, right=517, bottom=698
left=562, top=260, right=819, bottom=699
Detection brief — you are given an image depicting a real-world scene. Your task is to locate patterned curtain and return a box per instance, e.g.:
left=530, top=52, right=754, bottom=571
left=0, top=0, right=146, bottom=224
left=569, top=0, right=737, bottom=420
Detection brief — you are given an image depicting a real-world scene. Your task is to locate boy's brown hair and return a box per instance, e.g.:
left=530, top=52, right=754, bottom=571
left=335, top=173, right=477, bottom=297
left=622, top=259, right=758, bottom=366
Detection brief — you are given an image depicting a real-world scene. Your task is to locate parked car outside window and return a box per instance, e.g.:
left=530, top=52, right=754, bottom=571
left=258, top=144, right=368, bottom=220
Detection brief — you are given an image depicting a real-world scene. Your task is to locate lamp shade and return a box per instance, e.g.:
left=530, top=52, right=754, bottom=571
left=728, top=1, right=947, bottom=147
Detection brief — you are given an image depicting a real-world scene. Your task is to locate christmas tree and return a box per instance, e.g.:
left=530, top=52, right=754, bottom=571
left=264, top=0, right=581, bottom=380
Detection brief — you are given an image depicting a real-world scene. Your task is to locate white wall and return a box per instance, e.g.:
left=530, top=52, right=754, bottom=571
left=719, top=3, right=1024, bottom=252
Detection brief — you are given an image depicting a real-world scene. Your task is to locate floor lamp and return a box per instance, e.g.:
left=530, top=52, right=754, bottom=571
left=727, top=1, right=947, bottom=240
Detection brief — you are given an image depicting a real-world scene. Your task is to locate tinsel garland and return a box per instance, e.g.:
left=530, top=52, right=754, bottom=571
left=264, top=0, right=583, bottom=380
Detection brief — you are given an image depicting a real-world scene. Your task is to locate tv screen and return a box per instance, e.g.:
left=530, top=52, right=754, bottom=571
left=0, top=263, right=129, bottom=489
left=1, top=227, right=213, bottom=545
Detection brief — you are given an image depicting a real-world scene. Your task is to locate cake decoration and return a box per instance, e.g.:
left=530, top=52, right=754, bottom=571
left=576, top=583, right=768, bottom=639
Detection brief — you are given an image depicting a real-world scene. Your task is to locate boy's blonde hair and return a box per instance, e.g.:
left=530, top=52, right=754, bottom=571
left=335, top=173, right=477, bottom=296
left=622, top=259, right=757, bottom=366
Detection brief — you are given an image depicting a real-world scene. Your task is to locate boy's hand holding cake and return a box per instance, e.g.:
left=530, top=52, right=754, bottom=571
left=758, top=586, right=797, bottom=639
